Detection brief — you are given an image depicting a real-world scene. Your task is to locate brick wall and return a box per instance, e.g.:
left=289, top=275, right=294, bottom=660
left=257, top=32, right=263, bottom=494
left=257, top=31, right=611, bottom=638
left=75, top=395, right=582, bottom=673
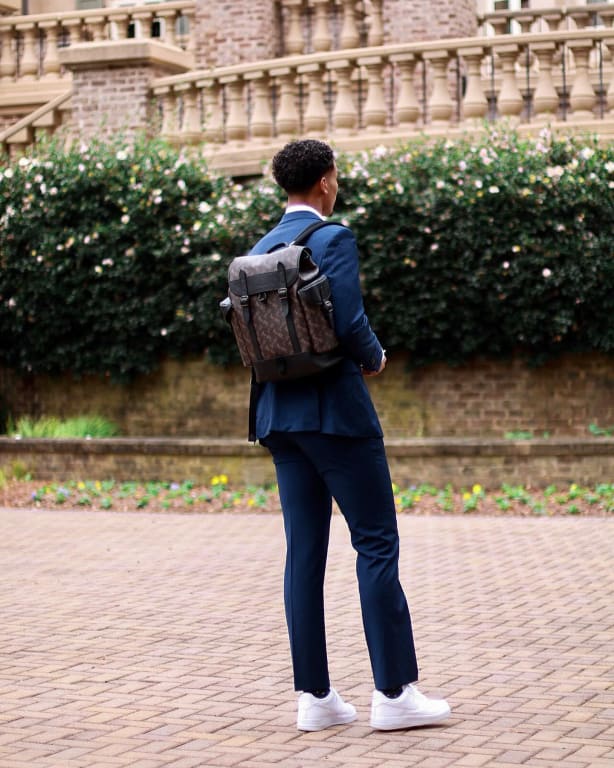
left=70, top=64, right=164, bottom=138
left=194, top=0, right=279, bottom=68
left=383, top=0, right=478, bottom=43
left=2, top=352, right=614, bottom=440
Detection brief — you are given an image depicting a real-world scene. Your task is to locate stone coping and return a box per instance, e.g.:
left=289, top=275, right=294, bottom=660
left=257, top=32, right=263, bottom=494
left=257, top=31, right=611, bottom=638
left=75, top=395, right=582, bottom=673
left=59, top=39, right=193, bottom=73
left=2, top=436, right=614, bottom=457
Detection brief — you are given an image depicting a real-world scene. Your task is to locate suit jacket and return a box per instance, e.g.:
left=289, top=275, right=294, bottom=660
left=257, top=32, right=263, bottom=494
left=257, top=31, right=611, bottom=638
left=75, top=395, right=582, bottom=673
left=250, top=210, right=384, bottom=440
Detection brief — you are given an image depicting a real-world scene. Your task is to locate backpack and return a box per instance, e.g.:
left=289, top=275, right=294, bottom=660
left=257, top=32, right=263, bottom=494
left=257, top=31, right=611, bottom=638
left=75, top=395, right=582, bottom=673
left=220, top=221, right=344, bottom=383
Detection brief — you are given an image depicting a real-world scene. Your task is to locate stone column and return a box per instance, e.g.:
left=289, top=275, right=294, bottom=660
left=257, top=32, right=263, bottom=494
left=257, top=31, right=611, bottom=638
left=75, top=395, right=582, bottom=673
left=59, top=40, right=193, bottom=142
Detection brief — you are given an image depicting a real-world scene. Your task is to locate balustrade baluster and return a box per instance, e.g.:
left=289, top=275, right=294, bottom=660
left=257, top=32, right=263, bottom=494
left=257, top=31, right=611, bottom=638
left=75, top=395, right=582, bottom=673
left=157, top=87, right=177, bottom=139
left=531, top=42, right=560, bottom=121
left=327, top=59, right=358, bottom=134
left=311, top=0, right=331, bottom=53
left=298, top=62, right=328, bottom=134
left=365, top=0, right=384, bottom=47
left=88, top=16, right=106, bottom=42
left=133, top=12, right=153, bottom=40
left=461, top=47, right=488, bottom=124
left=39, top=21, right=61, bottom=79
left=0, top=26, right=16, bottom=82
left=339, top=0, right=360, bottom=49
left=494, top=44, right=523, bottom=121
left=359, top=55, right=387, bottom=130
left=423, top=50, right=454, bottom=127
left=245, top=71, right=273, bottom=140
left=181, top=9, right=195, bottom=53
left=391, top=53, right=420, bottom=128
left=283, top=0, right=304, bottom=55
left=156, top=11, right=177, bottom=47
left=272, top=66, right=299, bottom=138
left=200, top=79, right=224, bottom=143
left=176, top=83, right=201, bottom=142
left=17, top=24, right=40, bottom=80
left=567, top=39, right=597, bottom=120
left=62, top=17, right=84, bottom=46
left=221, top=76, right=248, bottom=142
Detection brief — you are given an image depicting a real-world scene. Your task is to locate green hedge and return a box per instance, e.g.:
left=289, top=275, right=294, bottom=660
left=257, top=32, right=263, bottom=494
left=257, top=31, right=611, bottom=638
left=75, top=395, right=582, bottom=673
left=0, top=129, right=613, bottom=379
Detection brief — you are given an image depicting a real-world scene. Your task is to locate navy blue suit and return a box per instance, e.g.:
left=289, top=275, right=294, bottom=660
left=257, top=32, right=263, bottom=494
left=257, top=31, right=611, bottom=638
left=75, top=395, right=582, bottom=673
left=251, top=210, right=418, bottom=692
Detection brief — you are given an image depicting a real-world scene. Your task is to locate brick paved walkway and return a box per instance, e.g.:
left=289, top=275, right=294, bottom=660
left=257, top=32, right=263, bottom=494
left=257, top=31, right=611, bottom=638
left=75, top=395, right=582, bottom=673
left=0, top=508, right=612, bottom=768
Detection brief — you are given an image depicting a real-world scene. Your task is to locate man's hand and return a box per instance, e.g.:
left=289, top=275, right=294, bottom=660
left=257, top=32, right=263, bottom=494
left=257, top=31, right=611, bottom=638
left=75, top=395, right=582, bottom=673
left=363, top=350, right=386, bottom=377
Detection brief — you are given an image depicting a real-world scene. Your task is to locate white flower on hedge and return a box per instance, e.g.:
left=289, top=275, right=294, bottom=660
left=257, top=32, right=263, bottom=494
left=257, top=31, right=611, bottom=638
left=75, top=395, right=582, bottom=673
left=7, top=298, right=16, bottom=308
left=542, top=268, right=552, bottom=278
left=430, top=243, right=439, bottom=251
left=489, top=185, right=499, bottom=194
left=436, top=180, right=445, bottom=189
left=84, top=235, right=91, bottom=244
left=94, top=265, right=103, bottom=274
left=474, top=180, right=483, bottom=189
left=102, top=258, right=114, bottom=267
left=458, top=160, right=467, bottom=171
left=546, top=166, right=564, bottom=180
left=154, top=196, right=162, bottom=204
left=49, top=187, right=57, bottom=195
left=18, top=156, right=29, bottom=167
left=4, top=168, right=13, bottom=178
left=503, top=261, right=510, bottom=269
left=606, top=161, right=614, bottom=174
left=116, top=150, right=128, bottom=161
left=210, top=253, right=221, bottom=262
left=160, top=328, right=168, bottom=336
left=177, top=179, right=186, bottom=191
left=192, top=221, right=202, bottom=232
left=121, top=214, right=130, bottom=224
left=511, top=245, right=521, bottom=253
left=579, top=147, right=594, bottom=161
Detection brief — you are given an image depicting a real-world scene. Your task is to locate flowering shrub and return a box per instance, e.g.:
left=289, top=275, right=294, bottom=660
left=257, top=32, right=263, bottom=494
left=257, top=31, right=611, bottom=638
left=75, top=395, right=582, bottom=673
left=0, top=128, right=613, bottom=378
left=336, top=128, right=614, bottom=366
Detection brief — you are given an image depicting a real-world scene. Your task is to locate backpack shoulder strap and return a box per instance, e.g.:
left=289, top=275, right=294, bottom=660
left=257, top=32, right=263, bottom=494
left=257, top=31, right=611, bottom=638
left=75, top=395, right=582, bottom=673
left=290, top=220, right=345, bottom=246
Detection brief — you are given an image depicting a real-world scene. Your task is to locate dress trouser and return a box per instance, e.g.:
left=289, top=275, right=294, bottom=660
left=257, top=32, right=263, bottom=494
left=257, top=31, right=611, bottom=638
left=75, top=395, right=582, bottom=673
left=261, top=431, right=419, bottom=692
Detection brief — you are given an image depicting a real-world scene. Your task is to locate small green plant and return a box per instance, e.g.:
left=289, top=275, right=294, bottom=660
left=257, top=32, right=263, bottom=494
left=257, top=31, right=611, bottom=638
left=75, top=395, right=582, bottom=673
left=9, top=416, right=119, bottom=438
left=588, top=423, right=614, bottom=437
left=504, top=430, right=534, bottom=440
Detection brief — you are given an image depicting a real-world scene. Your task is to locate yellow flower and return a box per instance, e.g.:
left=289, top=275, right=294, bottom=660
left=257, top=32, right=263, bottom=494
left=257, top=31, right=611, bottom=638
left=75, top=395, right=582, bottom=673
left=77, top=481, right=85, bottom=490
left=219, top=474, right=228, bottom=485
left=472, top=484, right=482, bottom=495
left=463, top=491, right=471, bottom=500
left=95, top=481, right=102, bottom=490
left=247, top=498, right=255, bottom=507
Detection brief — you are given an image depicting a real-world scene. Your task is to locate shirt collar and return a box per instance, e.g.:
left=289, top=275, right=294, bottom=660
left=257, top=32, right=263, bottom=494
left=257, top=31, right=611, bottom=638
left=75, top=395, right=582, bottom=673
left=285, top=204, right=326, bottom=220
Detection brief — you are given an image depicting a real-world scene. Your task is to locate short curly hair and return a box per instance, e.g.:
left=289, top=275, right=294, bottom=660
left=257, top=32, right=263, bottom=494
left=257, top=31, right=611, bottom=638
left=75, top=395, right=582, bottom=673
left=272, top=140, right=335, bottom=194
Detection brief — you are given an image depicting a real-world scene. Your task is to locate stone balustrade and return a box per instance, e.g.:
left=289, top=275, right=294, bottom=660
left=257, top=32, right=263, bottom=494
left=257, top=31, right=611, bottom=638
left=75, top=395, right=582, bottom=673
left=479, top=2, right=614, bottom=36
left=279, top=0, right=384, bottom=55
left=0, top=0, right=194, bottom=81
left=152, top=26, right=614, bottom=172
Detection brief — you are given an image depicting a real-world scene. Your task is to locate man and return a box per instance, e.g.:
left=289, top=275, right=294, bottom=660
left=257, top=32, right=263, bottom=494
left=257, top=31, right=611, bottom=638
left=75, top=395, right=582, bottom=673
left=251, top=139, right=451, bottom=732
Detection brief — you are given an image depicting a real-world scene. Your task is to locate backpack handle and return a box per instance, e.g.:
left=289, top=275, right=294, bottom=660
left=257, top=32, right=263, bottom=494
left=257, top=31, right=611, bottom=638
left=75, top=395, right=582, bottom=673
left=266, top=220, right=343, bottom=253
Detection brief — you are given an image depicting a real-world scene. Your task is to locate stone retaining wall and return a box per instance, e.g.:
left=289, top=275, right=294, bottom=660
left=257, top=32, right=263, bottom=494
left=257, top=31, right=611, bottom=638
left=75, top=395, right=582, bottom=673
left=2, top=437, right=613, bottom=489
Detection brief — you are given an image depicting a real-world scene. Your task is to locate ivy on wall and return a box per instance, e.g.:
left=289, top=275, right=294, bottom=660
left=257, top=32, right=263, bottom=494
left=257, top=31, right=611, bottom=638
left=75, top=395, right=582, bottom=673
left=0, top=129, right=612, bottom=380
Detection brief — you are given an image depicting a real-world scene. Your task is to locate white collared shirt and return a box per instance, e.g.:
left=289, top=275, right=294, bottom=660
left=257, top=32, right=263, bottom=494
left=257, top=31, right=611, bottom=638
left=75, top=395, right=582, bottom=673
left=285, top=204, right=326, bottom=220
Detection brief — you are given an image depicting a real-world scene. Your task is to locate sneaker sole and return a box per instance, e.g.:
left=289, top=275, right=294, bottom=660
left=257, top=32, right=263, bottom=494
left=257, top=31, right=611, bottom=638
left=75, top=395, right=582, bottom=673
left=370, top=707, right=451, bottom=731
left=298, top=713, right=357, bottom=732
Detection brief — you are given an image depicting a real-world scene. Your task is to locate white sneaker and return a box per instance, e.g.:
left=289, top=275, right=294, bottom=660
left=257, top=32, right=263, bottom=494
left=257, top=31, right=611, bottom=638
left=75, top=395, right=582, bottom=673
left=370, top=684, right=451, bottom=730
left=297, top=688, right=357, bottom=731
